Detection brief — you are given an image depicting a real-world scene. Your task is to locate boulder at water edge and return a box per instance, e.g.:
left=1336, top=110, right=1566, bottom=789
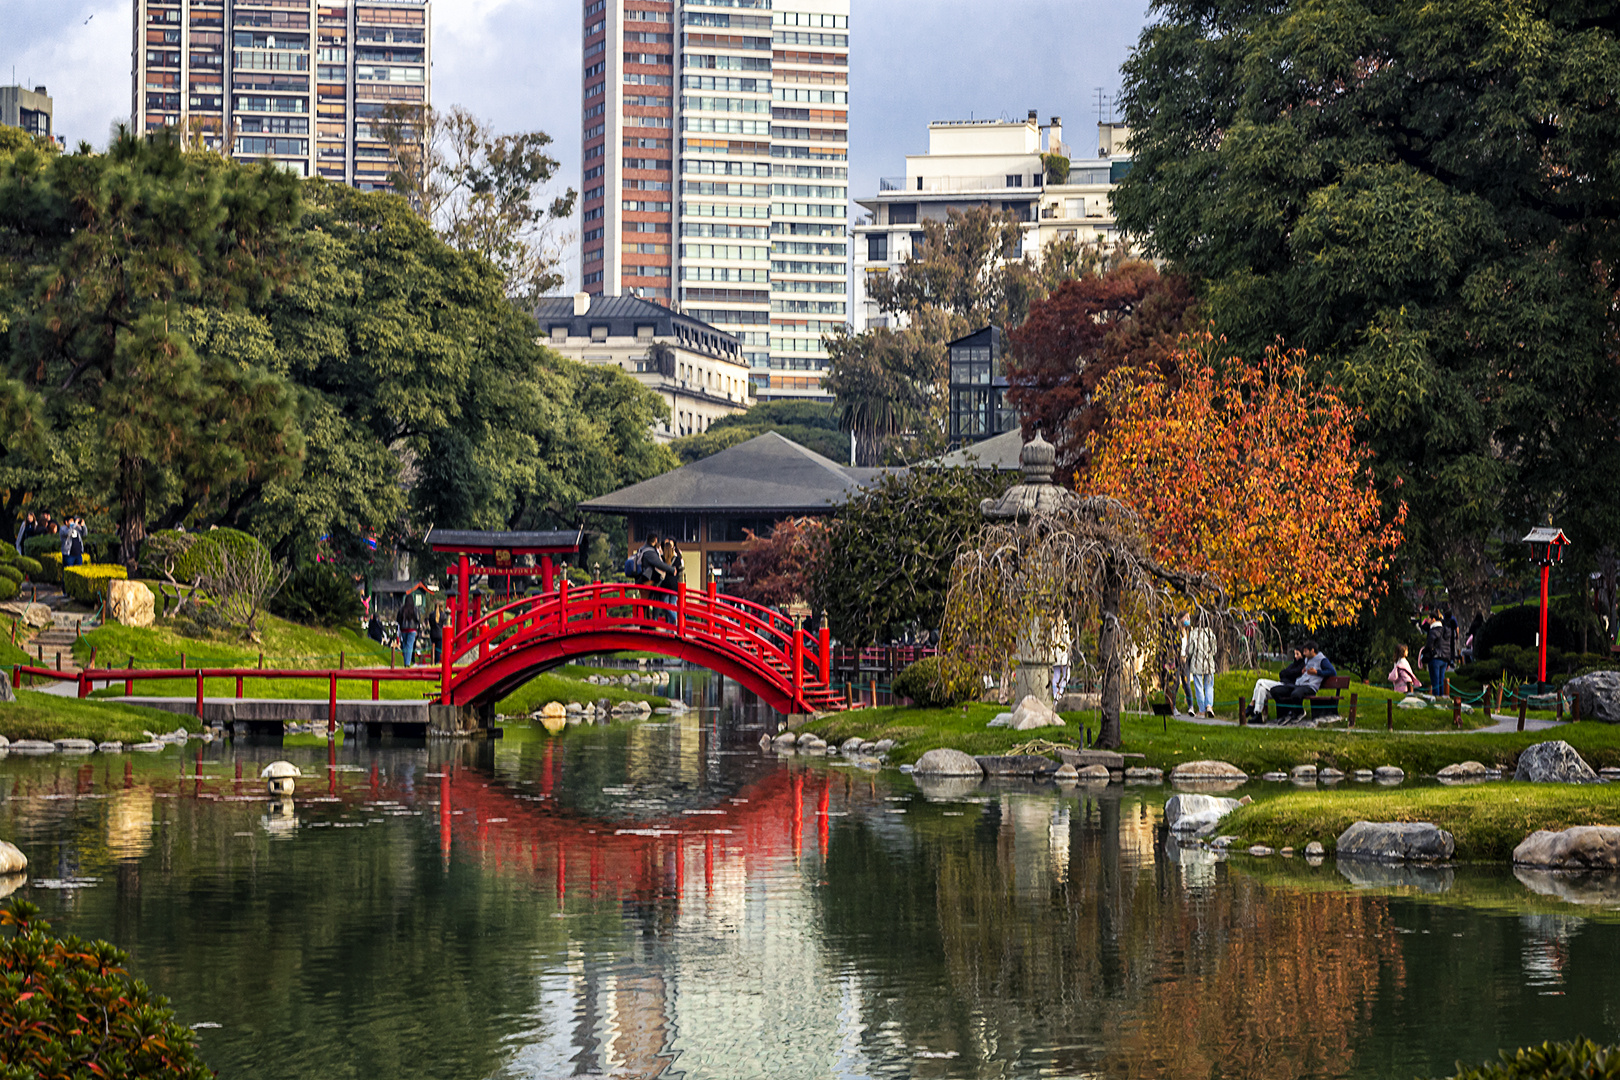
left=1076, top=764, right=1112, bottom=781
left=1437, top=761, right=1491, bottom=781
left=1008, top=695, right=1064, bottom=731
left=1565, top=671, right=1620, bottom=725
left=1164, top=793, right=1245, bottom=833
left=1169, top=760, right=1248, bottom=781
left=1336, top=821, right=1455, bottom=862
left=913, top=748, right=984, bottom=777
left=0, top=841, right=25, bottom=874
left=1513, top=826, right=1620, bottom=870
left=1514, top=740, right=1599, bottom=784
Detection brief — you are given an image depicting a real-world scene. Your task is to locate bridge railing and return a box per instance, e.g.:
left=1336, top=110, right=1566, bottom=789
left=448, top=582, right=837, bottom=700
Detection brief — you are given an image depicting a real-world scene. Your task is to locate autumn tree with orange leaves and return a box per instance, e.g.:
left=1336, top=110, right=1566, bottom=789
left=1089, top=334, right=1405, bottom=629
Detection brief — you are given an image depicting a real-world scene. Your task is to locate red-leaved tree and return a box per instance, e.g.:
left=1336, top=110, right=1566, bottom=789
left=733, top=517, right=826, bottom=608
left=1088, top=333, right=1407, bottom=628
left=1004, top=261, right=1196, bottom=481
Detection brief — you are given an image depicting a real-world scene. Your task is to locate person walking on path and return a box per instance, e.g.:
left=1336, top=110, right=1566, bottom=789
left=1184, top=613, right=1218, bottom=718
left=398, top=594, right=422, bottom=665
left=1424, top=614, right=1453, bottom=695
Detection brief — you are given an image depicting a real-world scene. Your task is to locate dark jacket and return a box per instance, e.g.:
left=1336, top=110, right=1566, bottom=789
left=1425, top=621, right=1453, bottom=663
left=398, top=600, right=421, bottom=631
left=637, top=544, right=673, bottom=584
left=1277, top=656, right=1306, bottom=686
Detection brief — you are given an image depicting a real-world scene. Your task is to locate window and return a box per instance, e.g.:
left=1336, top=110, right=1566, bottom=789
left=551, top=327, right=568, bottom=344
left=910, top=231, right=926, bottom=253
left=636, top=326, right=655, bottom=340
left=1005, top=174, right=1023, bottom=188
left=889, top=203, right=917, bottom=225
left=866, top=234, right=888, bottom=262
left=590, top=326, right=608, bottom=342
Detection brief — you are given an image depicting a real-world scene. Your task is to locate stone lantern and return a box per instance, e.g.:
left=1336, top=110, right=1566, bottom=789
left=261, top=760, right=302, bottom=796
left=980, top=431, right=1079, bottom=707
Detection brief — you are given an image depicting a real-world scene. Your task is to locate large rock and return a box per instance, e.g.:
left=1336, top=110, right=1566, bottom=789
left=1437, top=761, right=1491, bottom=782
left=0, top=677, right=12, bottom=704
left=913, top=748, right=985, bottom=777
left=0, top=841, right=25, bottom=875
left=1513, top=826, right=1620, bottom=870
left=1169, top=760, right=1248, bottom=781
left=1514, top=740, right=1600, bottom=784
left=1008, top=695, right=1064, bottom=731
left=975, top=754, right=1059, bottom=777
left=0, top=602, right=51, bottom=630
left=107, top=580, right=155, bottom=628
left=1336, top=821, right=1455, bottom=862
left=1164, top=793, right=1245, bottom=833
left=1565, top=671, right=1620, bottom=724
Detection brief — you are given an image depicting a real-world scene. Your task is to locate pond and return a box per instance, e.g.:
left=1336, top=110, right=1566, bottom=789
left=2, top=679, right=1618, bottom=1079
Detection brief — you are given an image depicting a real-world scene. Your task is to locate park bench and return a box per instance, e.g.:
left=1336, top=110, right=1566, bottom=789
left=1271, top=675, right=1352, bottom=722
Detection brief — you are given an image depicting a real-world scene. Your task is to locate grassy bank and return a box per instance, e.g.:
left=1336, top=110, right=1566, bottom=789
left=804, top=704, right=1620, bottom=774
left=1221, top=785, right=1620, bottom=861
left=0, top=691, right=198, bottom=743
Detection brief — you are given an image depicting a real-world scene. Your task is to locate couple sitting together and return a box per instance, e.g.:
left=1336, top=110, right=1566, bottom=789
left=1241, top=641, right=1336, bottom=723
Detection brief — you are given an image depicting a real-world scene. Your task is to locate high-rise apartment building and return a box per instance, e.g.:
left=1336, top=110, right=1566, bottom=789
left=581, top=0, right=849, bottom=402
left=132, top=0, right=430, bottom=187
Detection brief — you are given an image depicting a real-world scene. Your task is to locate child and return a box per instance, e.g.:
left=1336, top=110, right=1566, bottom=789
left=1388, top=644, right=1419, bottom=694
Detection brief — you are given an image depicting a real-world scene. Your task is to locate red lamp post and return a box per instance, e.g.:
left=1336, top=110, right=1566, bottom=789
left=1523, top=527, right=1570, bottom=687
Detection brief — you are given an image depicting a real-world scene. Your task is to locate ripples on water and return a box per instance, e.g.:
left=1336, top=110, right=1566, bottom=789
left=1, top=673, right=1618, bottom=1079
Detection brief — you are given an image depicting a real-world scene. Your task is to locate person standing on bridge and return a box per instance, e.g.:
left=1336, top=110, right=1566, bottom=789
left=637, top=534, right=676, bottom=624
left=398, top=593, right=422, bottom=665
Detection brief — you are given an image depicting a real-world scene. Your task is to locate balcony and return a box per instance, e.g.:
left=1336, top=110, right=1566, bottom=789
left=879, top=174, right=1042, bottom=194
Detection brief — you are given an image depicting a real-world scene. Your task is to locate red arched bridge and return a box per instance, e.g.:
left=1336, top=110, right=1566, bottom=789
left=439, top=581, right=851, bottom=715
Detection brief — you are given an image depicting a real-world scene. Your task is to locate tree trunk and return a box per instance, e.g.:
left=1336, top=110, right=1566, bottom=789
left=1097, top=557, right=1125, bottom=749
left=118, top=453, right=147, bottom=572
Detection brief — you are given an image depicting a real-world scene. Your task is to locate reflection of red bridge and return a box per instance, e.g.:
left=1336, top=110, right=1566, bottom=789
left=442, top=582, right=851, bottom=715
left=435, top=748, right=878, bottom=903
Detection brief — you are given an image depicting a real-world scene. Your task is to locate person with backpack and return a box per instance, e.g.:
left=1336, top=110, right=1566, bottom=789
left=634, top=533, right=675, bottom=624
left=398, top=594, right=422, bottom=665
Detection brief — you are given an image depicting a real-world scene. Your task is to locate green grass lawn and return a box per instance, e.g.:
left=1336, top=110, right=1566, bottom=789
left=1210, top=669, right=1509, bottom=728
left=0, top=690, right=199, bottom=743
left=78, top=613, right=394, bottom=670
left=804, top=701, right=1620, bottom=774
left=1221, top=784, right=1620, bottom=861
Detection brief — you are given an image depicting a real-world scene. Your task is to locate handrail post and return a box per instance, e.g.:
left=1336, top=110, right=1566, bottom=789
left=236, top=675, right=244, bottom=699
left=819, top=625, right=831, bottom=685
left=440, top=609, right=455, bottom=706
left=677, top=582, right=687, bottom=637
left=559, top=577, right=570, bottom=635
left=195, top=670, right=204, bottom=720
left=77, top=673, right=89, bottom=699
left=792, top=619, right=805, bottom=700
left=328, top=673, right=338, bottom=736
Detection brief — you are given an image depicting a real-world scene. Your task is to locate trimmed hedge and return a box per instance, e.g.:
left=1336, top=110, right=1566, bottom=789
left=10, top=556, right=40, bottom=578
left=893, top=655, right=977, bottom=707
left=173, top=527, right=261, bottom=582
left=20, top=535, right=55, bottom=559
left=269, top=563, right=362, bottom=628
left=63, top=563, right=127, bottom=603
left=35, top=551, right=62, bottom=585
left=0, top=565, right=19, bottom=586
left=0, top=578, right=14, bottom=603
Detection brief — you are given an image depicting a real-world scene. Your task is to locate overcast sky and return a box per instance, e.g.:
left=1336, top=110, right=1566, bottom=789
left=4, top=0, right=1153, bottom=286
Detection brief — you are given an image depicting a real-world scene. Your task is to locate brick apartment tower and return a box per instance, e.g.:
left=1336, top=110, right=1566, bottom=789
left=582, top=0, right=850, bottom=401
left=132, top=0, right=431, bottom=188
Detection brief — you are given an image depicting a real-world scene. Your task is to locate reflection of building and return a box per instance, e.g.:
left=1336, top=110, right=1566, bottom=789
left=0, top=86, right=53, bottom=141
left=579, top=0, right=852, bottom=402
left=579, top=431, right=885, bottom=591
left=130, top=0, right=431, bottom=186
left=853, top=115, right=1132, bottom=330
left=533, top=292, right=753, bottom=441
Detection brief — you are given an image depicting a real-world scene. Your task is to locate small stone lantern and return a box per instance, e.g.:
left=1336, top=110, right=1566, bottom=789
left=261, top=761, right=302, bottom=797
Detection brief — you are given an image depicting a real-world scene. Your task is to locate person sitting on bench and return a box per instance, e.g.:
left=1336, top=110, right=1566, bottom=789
left=1244, top=647, right=1304, bottom=722
left=1269, top=641, right=1335, bottom=706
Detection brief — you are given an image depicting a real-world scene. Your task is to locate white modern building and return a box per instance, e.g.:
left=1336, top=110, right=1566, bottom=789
left=579, top=0, right=850, bottom=403
left=852, top=115, right=1132, bottom=329
left=534, top=292, right=754, bottom=441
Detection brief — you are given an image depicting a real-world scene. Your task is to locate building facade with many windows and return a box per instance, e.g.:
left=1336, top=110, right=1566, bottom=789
left=131, top=0, right=430, bottom=187
left=580, top=0, right=849, bottom=402
left=853, top=116, right=1131, bottom=330
left=0, top=87, right=54, bottom=142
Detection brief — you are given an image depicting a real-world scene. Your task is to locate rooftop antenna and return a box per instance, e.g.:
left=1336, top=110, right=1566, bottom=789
left=1095, top=87, right=1108, bottom=125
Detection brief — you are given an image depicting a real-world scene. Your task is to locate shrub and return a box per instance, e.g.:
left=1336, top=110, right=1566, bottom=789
left=270, top=563, right=363, bottom=628
left=21, top=535, right=56, bottom=559
left=173, top=527, right=260, bottom=583
left=1436, top=1039, right=1620, bottom=1079
left=35, top=552, right=62, bottom=585
left=893, top=655, right=977, bottom=707
left=0, top=579, right=14, bottom=603
left=0, top=565, right=19, bottom=585
left=1475, top=605, right=1576, bottom=659
left=9, top=556, right=40, bottom=579
left=0, top=901, right=212, bottom=1080
left=63, top=564, right=128, bottom=603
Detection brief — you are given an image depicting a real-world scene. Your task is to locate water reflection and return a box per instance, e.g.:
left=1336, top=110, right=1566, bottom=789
left=0, top=689, right=1615, bottom=1078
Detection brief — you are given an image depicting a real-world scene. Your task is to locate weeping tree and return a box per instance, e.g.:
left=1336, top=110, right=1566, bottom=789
left=941, top=499, right=1223, bottom=749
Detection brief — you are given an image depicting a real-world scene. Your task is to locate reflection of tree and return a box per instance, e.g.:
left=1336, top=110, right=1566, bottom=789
left=816, top=795, right=1407, bottom=1078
